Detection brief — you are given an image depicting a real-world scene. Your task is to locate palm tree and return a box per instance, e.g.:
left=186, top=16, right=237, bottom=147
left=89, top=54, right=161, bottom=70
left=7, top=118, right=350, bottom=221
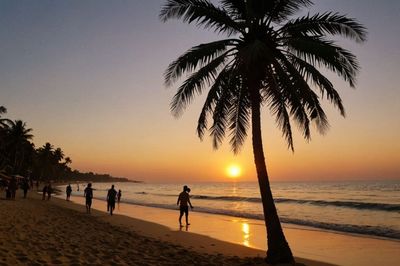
left=160, top=0, right=366, bottom=264
left=0, top=106, right=9, bottom=127
left=6, top=120, right=33, bottom=173
left=54, top=148, right=65, bottom=163
left=36, top=142, right=55, bottom=180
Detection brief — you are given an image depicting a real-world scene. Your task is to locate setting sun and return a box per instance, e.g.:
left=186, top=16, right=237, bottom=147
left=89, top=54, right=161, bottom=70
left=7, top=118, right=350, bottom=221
left=227, top=165, right=241, bottom=178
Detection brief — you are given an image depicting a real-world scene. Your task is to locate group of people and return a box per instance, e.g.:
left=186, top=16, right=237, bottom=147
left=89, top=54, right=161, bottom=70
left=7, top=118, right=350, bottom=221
left=79, top=183, right=121, bottom=215
left=66, top=183, right=194, bottom=226
left=1, top=176, right=32, bottom=199
left=42, top=183, right=52, bottom=200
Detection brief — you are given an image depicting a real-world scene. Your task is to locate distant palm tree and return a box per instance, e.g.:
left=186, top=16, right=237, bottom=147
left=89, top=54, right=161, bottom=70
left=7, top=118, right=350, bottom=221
left=64, top=157, right=72, bottom=165
left=160, top=0, right=366, bottom=264
left=37, top=142, right=55, bottom=180
left=54, top=148, right=65, bottom=163
left=0, top=106, right=12, bottom=128
left=6, top=120, right=33, bottom=173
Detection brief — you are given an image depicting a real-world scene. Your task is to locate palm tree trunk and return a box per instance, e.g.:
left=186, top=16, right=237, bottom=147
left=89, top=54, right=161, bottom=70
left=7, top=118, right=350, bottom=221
left=250, top=86, right=294, bottom=265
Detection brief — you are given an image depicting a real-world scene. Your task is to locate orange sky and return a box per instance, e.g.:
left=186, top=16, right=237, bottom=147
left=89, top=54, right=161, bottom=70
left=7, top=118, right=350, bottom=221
left=1, top=1, right=399, bottom=182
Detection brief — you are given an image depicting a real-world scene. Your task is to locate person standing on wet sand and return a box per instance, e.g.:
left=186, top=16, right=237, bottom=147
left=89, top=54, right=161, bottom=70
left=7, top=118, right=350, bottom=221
left=117, top=189, right=122, bottom=204
left=84, top=183, right=93, bottom=214
left=22, top=178, right=29, bottom=198
left=42, top=184, right=47, bottom=200
left=177, top=185, right=193, bottom=226
left=47, top=183, right=52, bottom=200
left=66, top=184, right=72, bottom=201
left=107, top=185, right=117, bottom=215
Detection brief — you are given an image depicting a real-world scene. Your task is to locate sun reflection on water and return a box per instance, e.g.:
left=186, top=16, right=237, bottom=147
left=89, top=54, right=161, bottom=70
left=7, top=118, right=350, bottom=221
left=241, top=222, right=250, bottom=247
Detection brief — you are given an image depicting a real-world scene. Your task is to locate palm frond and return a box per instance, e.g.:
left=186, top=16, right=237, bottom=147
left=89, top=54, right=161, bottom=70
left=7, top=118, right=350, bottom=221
left=197, top=68, right=231, bottom=140
left=284, top=36, right=359, bottom=87
left=278, top=56, right=330, bottom=135
left=280, top=12, right=367, bottom=43
left=164, top=39, right=234, bottom=86
left=228, top=82, right=250, bottom=154
left=271, top=61, right=313, bottom=144
left=210, top=86, right=233, bottom=149
left=263, top=65, right=294, bottom=150
left=221, top=0, right=247, bottom=21
left=160, top=0, right=242, bottom=35
left=267, top=0, right=313, bottom=23
left=288, top=54, right=345, bottom=116
left=170, top=53, right=227, bottom=117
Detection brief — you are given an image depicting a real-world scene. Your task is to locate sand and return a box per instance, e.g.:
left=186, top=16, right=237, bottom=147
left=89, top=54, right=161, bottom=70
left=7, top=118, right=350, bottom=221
left=63, top=193, right=400, bottom=266
left=0, top=190, right=329, bottom=266
left=1, top=189, right=399, bottom=265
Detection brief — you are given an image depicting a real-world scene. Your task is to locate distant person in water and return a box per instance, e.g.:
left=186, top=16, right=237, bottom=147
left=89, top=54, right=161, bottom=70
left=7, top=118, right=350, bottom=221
left=47, top=183, right=52, bottom=200
left=66, top=184, right=72, bottom=201
left=84, top=183, right=93, bottom=214
left=117, top=189, right=122, bottom=204
left=42, top=184, right=47, bottom=200
left=177, top=185, right=193, bottom=226
left=107, top=185, right=117, bottom=215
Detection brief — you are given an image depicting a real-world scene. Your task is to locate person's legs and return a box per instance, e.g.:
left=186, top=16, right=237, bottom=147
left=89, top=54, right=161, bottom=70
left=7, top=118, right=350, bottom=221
left=179, top=207, right=184, bottom=225
left=110, top=201, right=115, bottom=215
left=185, top=208, right=190, bottom=225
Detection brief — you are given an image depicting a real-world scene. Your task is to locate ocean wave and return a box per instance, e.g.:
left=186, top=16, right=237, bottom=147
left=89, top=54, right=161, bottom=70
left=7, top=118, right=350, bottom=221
left=109, top=199, right=400, bottom=240
left=186, top=195, right=400, bottom=212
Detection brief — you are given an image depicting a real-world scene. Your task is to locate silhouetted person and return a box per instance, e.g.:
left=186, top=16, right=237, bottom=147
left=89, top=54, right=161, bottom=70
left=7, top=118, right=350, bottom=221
left=9, top=177, right=17, bottom=200
left=22, top=179, right=29, bottom=198
left=84, top=183, right=93, bottom=214
left=42, top=184, right=47, bottom=200
left=66, top=184, right=72, bottom=201
left=107, top=185, right=117, bottom=215
left=36, top=180, right=39, bottom=191
left=47, top=183, right=52, bottom=200
left=117, top=189, right=122, bottom=204
left=177, top=185, right=193, bottom=226
left=5, top=181, right=11, bottom=199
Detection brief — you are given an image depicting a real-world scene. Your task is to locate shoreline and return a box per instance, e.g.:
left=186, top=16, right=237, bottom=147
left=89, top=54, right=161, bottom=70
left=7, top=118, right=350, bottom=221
left=0, top=190, right=331, bottom=266
left=92, top=196, right=400, bottom=243
left=59, top=191, right=399, bottom=266
left=2, top=188, right=399, bottom=265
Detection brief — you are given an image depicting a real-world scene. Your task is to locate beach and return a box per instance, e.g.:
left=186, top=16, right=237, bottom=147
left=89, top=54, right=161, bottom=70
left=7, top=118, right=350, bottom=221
left=1, top=190, right=399, bottom=266
left=0, top=190, right=326, bottom=266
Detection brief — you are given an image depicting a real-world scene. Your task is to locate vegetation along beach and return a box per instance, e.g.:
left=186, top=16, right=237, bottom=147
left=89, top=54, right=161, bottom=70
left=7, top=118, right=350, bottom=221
left=1, top=0, right=400, bottom=265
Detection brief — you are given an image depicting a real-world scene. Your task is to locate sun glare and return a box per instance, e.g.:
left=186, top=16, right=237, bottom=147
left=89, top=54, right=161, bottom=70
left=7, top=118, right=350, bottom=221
left=227, top=165, right=241, bottom=178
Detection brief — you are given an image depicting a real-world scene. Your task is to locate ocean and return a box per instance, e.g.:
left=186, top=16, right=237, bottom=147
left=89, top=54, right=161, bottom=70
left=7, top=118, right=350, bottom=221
left=62, top=180, right=400, bottom=240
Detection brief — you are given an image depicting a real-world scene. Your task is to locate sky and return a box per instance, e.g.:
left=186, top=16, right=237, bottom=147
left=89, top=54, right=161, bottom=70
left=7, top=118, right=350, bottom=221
left=1, top=0, right=399, bottom=183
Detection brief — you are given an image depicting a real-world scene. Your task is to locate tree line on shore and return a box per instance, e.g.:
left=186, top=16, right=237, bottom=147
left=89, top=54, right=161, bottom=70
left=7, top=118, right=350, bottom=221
left=0, top=106, right=130, bottom=183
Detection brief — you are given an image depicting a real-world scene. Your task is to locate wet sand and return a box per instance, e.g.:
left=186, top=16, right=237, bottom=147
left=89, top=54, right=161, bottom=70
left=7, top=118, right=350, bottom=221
left=65, top=193, right=400, bottom=266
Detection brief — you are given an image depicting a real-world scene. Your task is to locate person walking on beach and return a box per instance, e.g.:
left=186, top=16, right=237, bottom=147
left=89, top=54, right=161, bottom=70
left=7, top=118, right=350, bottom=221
left=177, top=185, right=193, bottom=226
left=47, top=183, right=52, bottom=200
left=117, top=189, right=122, bottom=204
left=107, top=185, right=117, bottom=215
left=84, top=183, right=93, bottom=214
left=22, top=178, right=29, bottom=198
left=42, top=184, right=47, bottom=200
left=9, top=176, right=17, bottom=200
left=66, top=184, right=72, bottom=201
